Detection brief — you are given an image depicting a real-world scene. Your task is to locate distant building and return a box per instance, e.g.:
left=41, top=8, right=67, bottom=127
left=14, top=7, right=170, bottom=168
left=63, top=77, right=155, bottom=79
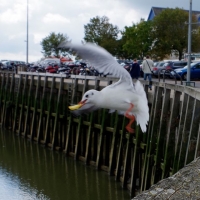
left=147, top=6, right=200, bottom=22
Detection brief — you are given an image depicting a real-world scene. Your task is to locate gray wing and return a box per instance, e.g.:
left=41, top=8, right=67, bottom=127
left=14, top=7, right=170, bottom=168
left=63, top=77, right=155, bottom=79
left=59, top=42, right=133, bottom=87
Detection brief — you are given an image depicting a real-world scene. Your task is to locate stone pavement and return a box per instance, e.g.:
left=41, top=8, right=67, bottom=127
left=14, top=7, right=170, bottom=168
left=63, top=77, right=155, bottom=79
left=133, top=157, right=200, bottom=200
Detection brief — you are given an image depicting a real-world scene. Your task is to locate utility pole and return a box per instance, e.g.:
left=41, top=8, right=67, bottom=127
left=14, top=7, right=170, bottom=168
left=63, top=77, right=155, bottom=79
left=187, top=0, right=192, bottom=82
left=26, top=0, right=29, bottom=64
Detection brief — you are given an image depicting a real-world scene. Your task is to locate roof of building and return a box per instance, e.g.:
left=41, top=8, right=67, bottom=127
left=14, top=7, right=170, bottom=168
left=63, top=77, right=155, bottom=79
left=147, top=6, right=200, bottom=21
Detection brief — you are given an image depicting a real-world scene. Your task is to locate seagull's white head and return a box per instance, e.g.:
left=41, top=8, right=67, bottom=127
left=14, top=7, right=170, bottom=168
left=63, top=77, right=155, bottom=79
left=69, top=89, right=101, bottom=113
left=80, top=89, right=100, bottom=106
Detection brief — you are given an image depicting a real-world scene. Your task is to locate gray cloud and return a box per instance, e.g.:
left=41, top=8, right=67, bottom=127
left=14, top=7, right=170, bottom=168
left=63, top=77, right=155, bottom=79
left=0, top=0, right=199, bottom=62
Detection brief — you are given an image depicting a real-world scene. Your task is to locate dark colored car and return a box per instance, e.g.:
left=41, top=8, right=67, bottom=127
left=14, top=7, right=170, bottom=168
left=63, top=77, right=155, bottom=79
left=137, top=60, right=143, bottom=65
left=1, top=60, right=26, bottom=70
left=123, top=61, right=133, bottom=72
left=153, top=61, right=188, bottom=77
left=171, top=62, right=200, bottom=80
left=152, top=61, right=166, bottom=77
left=1, top=60, right=15, bottom=70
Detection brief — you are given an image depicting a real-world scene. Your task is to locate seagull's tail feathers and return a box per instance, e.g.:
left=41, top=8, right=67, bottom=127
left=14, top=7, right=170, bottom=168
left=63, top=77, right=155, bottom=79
left=134, top=101, right=149, bottom=133
left=134, top=80, right=148, bottom=104
left=135, top=108, right=149, bottom=132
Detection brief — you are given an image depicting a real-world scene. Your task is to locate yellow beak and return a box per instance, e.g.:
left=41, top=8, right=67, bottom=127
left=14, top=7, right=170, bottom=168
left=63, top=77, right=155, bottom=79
left=68, top=99, right=87, bottom=111
left=68, top=104, right=82, bottom=111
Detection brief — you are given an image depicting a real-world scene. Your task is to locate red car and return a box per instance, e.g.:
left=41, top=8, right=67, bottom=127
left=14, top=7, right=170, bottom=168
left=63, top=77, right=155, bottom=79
left=45, top=64, right=59, bottom=73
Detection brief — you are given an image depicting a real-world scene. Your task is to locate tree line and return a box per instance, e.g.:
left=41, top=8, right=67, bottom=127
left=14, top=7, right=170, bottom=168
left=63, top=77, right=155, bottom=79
left=40, top=8, right=200, bottom=61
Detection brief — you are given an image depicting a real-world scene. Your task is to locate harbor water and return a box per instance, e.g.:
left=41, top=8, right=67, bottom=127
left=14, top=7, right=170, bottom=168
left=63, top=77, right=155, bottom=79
left=0, top=129, right=130, bottom=200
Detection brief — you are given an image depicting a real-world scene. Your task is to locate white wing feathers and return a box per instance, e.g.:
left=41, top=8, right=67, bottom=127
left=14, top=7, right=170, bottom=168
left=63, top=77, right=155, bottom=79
left=59, top=42, right=133, bottom=87
left=60, top=42, right=149, bottom=133
left=134, top=80, right=148, bottom=105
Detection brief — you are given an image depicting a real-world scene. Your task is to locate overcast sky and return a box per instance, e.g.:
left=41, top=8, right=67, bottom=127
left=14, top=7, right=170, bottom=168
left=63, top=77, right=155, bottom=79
left=0, top=0, right=200, bottom=62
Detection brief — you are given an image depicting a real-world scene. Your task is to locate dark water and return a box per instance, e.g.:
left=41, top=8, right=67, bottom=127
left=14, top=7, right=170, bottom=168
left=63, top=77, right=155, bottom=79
left=0, top=129, right=130, bottom=200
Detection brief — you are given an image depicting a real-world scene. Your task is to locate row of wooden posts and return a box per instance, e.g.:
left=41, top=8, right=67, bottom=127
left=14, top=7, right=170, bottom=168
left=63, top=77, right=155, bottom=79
left=0, top=71, right=200, bottom=198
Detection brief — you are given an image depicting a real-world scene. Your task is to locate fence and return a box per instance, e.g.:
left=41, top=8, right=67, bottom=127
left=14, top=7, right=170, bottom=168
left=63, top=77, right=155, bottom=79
left=0, top=72, right=200, bottom=198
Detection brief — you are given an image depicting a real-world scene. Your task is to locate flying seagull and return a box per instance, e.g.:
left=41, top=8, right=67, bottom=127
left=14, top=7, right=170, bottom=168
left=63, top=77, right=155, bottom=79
left=59, top=42, right=149, bottom=133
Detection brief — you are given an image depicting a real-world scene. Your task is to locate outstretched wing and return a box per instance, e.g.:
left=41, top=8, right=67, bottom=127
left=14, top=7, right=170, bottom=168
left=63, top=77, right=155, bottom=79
left=59, top=42, right=133, bottom=87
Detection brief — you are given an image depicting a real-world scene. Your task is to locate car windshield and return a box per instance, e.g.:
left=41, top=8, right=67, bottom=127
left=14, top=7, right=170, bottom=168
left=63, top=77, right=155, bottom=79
left=157, top=62, right=165, bottom=67
left=183, top=63, right=198, bottom=69
left=163, top=62, right=171, bottom=67
left=43, top=59, right=60, bottom=64
left=154, top=62, right=158, bottom=66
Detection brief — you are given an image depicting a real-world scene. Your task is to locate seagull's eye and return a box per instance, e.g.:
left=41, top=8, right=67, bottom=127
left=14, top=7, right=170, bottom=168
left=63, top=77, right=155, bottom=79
left=85, top=95, right=89, bottom=98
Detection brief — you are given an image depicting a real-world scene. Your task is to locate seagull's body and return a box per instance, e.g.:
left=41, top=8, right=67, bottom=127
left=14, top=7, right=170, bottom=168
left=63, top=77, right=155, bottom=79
left=59, top=42, right=149, bottom=133
left=96, top=83, right=145, bottom=115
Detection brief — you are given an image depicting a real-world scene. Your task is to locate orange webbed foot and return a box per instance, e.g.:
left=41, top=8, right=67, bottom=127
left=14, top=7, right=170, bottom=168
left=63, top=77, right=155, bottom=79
left=125, top=126, right=135, bottom=134
left=125, top=103, right=135, bottom=134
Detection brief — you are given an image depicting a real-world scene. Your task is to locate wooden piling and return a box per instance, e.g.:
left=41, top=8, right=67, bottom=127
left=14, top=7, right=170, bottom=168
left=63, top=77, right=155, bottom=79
left=1, top=72, right=200, bottom=198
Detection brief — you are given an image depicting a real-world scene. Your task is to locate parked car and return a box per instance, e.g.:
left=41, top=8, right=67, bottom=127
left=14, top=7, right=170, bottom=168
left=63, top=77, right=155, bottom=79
left=123, top=61, right=133, bottom=72
left=40, top=58, right=60, bottom=68
left=170, top=62, right=200, bottom=80
left=0, top=60, right=8, bottom=67
left=152, top=61, right=166, bottom=77
left=1, top=60, right=16, bottom=70
left=1, top=60, right=26, bottom=70
left=153, top=61, right=188, bottom=77
left=137, top=60, right=143, bottom=65
left=153, top=62, right=159, bottom=67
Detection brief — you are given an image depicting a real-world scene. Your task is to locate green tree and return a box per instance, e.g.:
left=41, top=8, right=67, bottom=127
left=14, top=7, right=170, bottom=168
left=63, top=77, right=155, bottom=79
left=41, top=32, right=69, bottom=57
left=191, top=26, right=200, bottom=53
left=152, top=8, right=200, bottom=60
left=114, top=35, right=132, bottom=59
left=122, top=19, right=153, bottom=59
left=83, top=16, right=120, bottom=55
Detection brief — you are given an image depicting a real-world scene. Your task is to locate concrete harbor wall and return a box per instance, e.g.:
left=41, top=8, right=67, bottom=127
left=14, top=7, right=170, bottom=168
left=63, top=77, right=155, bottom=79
left=133, top=157, right=200, bottom=199
left=0, top=72, right=200, bottom=198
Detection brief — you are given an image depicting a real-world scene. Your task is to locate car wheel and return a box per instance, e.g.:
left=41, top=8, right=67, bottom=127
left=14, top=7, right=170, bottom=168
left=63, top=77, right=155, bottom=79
left=182, top=73, right=187, bottom=80
left=72, top=67, right=78, bottom=75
